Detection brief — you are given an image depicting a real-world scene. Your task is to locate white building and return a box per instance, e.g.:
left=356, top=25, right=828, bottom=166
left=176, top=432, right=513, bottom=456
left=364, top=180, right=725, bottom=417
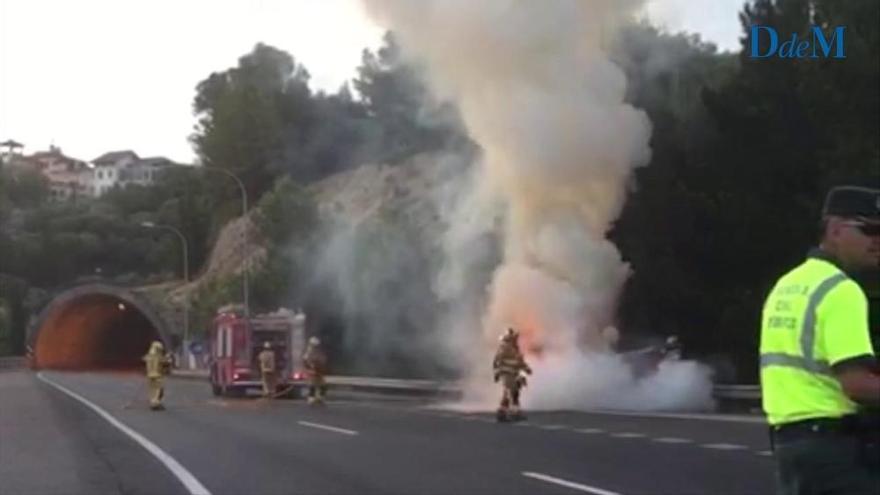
left=91, top=150, right=139, bottom=196
left=90, top=151, right=173, bottom=196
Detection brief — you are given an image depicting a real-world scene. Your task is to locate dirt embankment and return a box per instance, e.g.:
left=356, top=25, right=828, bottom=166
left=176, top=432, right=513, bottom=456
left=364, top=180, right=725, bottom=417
left=158, top=153, right=452, bottom=316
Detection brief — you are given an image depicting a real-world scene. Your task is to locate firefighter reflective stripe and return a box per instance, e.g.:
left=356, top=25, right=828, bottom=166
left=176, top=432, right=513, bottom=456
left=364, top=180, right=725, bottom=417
left=799, top=273, right=848, bottom=361
left=759, top=353, right=832, bottom=376
left=494, top=344, right=525, bottom=373
left=760, top=272, right=848, bottom=373
left=497, top=358, right=523, bottom=374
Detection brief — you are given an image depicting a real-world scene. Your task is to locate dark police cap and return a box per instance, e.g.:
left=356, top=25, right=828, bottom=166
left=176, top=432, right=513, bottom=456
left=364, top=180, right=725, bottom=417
left=822, top=179, right=880, bottom=220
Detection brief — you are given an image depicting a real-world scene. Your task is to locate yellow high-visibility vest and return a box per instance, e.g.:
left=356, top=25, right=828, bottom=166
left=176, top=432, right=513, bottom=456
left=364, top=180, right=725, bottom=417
left=760, top=254, right=875, bottom=425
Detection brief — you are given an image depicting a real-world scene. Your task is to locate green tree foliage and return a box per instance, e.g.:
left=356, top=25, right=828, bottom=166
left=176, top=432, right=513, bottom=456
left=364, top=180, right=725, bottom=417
left=288, top=86, right=379, bottom=182
left=253, top=177, right=317, bottom=246
left=5, top=202, right=166, bottom=288
left=0, top=166, right=50, bottom=211
left=192, top=43, right=307, bottom=201
left=0, top=166, right=217, bottom=292
left=0, top=301, right=9, bottom=355
left=0, top=274, right=30, bottom=355
left=797, top=0, right=879, bottom=180
left=612, top=1, right=878, bottom=381
left=191, top=43, right=398, bottom=194
left=353, top=32, right=469, bottom=164
left=190, top=276, right=242, bottom=338
left=146, top=167, right=215, bottom=278
left=250, top=177, right=318, bottom=313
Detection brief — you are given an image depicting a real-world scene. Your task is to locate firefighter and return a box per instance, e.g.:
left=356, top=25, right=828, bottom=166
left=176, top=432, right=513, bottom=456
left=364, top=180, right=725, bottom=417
left=493, top=328, right=532, bottom=422
left=143, top=340, right=172, bottom=411
left=760, top=181, right=880, bottom=495
left=303, top=337, right=328, bottom=405
left=257, top=341, right=277, bottom=399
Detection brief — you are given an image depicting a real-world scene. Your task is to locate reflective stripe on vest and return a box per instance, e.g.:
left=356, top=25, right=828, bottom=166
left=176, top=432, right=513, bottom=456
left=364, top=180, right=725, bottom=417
left=760, top=272, right=848, bottom=374
left=759, top=353, right=831, bottom=376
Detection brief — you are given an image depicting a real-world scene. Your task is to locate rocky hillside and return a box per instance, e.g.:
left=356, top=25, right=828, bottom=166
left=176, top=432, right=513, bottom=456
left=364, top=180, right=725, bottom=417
left=154, top=153, right=459, bottom=327
left=309, top=153, right=456, bottom=238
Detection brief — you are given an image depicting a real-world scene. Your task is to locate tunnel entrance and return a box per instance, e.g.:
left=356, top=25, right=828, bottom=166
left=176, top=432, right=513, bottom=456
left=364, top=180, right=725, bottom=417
left=31, top=285, right=170, bottom=370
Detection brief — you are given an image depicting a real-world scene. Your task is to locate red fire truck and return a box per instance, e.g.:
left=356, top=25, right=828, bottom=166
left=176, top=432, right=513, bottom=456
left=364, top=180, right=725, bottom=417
left=208, top=305, right=307, bottom=397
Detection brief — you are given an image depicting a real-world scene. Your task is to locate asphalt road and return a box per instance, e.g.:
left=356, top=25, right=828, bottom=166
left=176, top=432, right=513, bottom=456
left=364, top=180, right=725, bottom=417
left=1, top=370, right=775, bottom=495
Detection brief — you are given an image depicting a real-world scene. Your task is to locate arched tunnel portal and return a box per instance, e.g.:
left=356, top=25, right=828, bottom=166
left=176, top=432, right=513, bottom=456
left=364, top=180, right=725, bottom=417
left=30, top=284, right=172, bottom=370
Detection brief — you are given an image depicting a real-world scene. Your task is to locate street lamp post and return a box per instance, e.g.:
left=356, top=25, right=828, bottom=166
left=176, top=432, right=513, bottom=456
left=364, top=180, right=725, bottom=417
left=141, top=221, right=190, bottom=366
left=199, top=167, right=249, bottom=317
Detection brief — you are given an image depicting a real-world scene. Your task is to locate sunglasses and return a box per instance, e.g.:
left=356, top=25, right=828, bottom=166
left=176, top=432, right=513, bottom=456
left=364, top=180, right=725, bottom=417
left=844, top=221, right=880, bottom=236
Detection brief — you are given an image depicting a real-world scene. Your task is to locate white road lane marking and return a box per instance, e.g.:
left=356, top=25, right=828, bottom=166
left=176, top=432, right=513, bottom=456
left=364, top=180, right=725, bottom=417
left=37, top=372, right=211, bottom=495
left=522, top=472, right=621, bottom=495
left=575, top=428, right=604, bottom=434
left=610, top=432, right=645, bottom=438
left=701, top=443, right=748, bottom=450
left=652, top=437, right=693, bottom=444
left=297, top=421, right=359, bottom=436
left=539, top=424, right=568, bottom=430
left=589, top=409, right=765, bottom=424
left=756, top=450, right=773, bottom=456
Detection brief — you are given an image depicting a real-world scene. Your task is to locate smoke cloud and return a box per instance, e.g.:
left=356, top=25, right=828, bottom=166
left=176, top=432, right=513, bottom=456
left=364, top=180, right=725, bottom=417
left=361, top=0, right=714, bottom=411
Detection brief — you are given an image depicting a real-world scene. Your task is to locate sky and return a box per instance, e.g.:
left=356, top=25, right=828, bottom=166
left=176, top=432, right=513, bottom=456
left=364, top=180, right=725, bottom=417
left=0, top=0, right=745, bottom=164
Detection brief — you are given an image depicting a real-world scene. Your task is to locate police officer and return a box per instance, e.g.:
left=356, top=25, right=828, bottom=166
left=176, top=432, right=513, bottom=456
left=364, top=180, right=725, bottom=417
left=257, top=341, right=277, bottom=399
left=143, top=341, right=173, bottom=411
left=493, top=328, right=532, bottom=422
left=760, top=181, right=880, bottom=494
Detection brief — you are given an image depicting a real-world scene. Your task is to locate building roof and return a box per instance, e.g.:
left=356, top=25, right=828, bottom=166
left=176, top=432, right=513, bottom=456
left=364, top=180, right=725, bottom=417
left=92, top=150, right=139, bottom=165
left=136, top=156, right=174, bottom=167
left=29, top=148, right=88, bottom=167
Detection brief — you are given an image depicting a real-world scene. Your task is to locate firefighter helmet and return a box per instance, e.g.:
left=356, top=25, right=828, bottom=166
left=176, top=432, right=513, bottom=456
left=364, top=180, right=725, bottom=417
left=263, top=341, right=272, bottom=349
left=309, top=336, right=320, bottom=346
left=149, top=341, right=164, bottom=354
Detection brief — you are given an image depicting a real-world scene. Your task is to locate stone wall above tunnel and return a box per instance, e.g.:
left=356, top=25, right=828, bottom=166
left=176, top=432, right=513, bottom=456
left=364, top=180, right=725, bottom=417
left=28, top=284, right=172, bottom=370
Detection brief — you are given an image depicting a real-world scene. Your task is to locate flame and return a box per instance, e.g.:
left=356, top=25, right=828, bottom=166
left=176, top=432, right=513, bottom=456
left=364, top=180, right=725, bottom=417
left=514, top=315, right=545, bottom=358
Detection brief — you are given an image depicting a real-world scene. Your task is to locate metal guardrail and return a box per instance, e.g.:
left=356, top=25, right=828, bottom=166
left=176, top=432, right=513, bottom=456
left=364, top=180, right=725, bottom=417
left=325, top=376, right=459, bottom=396
left=172, top=370, right=457, bottom=396
left=173, top=369, right=760, bottom=400
left=0, top=356, right=27, bottom=370
left=713, top=384, right=761, bottom=400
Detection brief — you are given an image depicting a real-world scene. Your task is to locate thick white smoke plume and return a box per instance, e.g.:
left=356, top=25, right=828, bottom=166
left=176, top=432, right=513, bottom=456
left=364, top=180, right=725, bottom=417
left=362, top=0, right=713, bottom=411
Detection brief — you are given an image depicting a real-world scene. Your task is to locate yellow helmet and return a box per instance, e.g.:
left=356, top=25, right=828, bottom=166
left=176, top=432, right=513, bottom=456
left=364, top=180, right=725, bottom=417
left=149, top=341, right=164, bottom=353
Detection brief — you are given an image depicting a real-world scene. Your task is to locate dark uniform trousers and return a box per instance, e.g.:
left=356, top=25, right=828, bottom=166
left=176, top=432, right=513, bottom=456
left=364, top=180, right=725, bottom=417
left=772, top=416, right=880, bottom=495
